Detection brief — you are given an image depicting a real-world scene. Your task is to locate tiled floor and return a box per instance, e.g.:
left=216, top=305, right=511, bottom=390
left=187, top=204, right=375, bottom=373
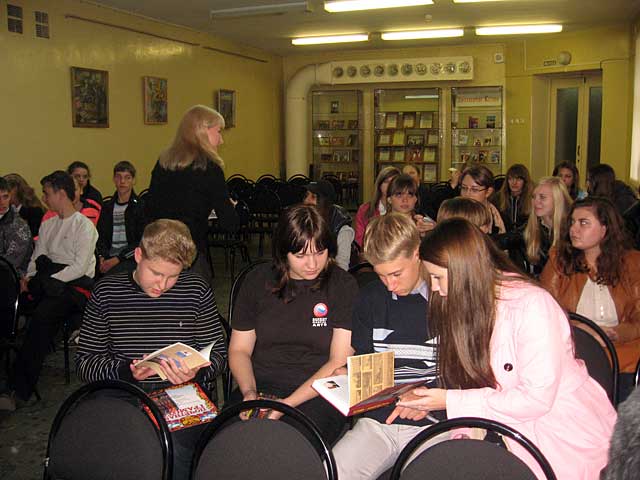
left=0, top=243, right=261, bottom=480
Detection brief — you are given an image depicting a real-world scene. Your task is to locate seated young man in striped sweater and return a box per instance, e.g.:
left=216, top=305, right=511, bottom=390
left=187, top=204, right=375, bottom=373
left=332, top=213, right=443, bottom=480
left=75, top=218, right=227, bottom=480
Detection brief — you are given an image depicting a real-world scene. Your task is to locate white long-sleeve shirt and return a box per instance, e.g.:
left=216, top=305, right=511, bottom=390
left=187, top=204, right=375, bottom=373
left=27, top=211, right=97, bottom=282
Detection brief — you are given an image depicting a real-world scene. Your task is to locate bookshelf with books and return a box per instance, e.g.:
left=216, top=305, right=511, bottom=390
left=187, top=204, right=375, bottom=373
left=451, top=86, right=503, bottom=175
left=374, top=88, right=441, bottom=183
left=311, top=90, right=362, bottom=195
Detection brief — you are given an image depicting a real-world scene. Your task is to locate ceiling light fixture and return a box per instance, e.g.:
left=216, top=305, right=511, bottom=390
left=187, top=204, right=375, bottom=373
left=453, top=0, right=506, bottom=3
left=382, top=28, right=464, bottom=40
left=210, top=1, right=312, bottom=19
left=292, top=33, right=369, bottom=45
left=405, top=94, right=439, bottom=99
left=324, top=0, right=433, bottom=13
left=476, top=24, right=563, bottom=35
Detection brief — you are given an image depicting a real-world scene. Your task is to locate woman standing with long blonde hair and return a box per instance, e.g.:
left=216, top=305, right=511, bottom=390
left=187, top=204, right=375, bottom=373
left=146, top=105, right=238, bottom=281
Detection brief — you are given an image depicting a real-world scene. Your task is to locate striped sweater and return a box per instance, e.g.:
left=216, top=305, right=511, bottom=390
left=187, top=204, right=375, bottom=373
left=75, top=271, right=227, bottom=390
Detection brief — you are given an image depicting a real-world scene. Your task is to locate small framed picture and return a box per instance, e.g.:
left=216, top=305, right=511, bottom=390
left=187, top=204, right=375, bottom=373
left=330, top=136, right=346, bottom=146
left=483, top=137, right=492, bottom=146
left=385, top=112, right=398, bottom=129
left=317, top=120, right=330, bottom=129
left=405, top=147, right=423, bottom=163
left=378, top=148, right=390, bottom=161
left=458, top=133, right=469, bottom=145
left=473, top=138, right=482, bottom=147
left=331, top=119, right=345, bottom=129
left=347, top=119, right=359, bottom=129
left=318, top=136, right=330, bottom=146
left=71, top=67, right=109, bottom=128
left=143, top=76, right=167, bottom=125
left=486, top=115, right=496, bottom=129
left=488, top=150, right=501, bottom=164
left=377, top=133, right=391, bottom=146
left=333, top=150, right=351, bottom=162
left=331, top=100, right=340, bottom=114
left=423, top=164, right=438, bottom=183
left=402, top=112, right=416, bottom=128
left=479, top=150, right=489, bottom=163
left=407, top=134, right=424, bottom=146
left=216, top=89, right=236, bottom=128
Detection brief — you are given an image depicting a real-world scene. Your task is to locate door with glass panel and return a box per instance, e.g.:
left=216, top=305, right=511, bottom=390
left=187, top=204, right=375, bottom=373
left=549, top=74, right=602, bottom=184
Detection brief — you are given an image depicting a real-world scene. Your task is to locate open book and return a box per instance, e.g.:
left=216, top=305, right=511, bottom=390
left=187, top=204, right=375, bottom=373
left=134, top=342, right=215, bottom=381
left=312, top=351, right=425, bottom=416
left=145, top=382, right=218, bottom=432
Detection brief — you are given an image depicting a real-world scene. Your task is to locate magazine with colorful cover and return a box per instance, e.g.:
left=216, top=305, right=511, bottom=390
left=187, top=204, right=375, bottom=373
left=146, top=382, right=217, bottom=432
left=134, top=341, right=216, bottom=381
left=312, top=351, right=425, bottom=416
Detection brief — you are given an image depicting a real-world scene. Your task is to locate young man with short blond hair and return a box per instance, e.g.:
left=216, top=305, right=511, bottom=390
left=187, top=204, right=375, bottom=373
left=332, top=213, right=442, bottom=480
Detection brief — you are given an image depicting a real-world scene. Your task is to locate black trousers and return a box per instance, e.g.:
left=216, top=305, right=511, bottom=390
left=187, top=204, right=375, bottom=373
left=11, top=287, right=86, bottom=401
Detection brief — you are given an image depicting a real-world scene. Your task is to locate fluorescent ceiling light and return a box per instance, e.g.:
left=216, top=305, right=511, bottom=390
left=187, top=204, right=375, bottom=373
left=476, top=24, right=563, bottom=35
left=453, top=0, right=505, bottom=3
left=292, top=34, right=369, bottom=45
left=382, top=29, right=464, bottom=40
left=325, top=0, right=433, bottom=13
left=211, top=1, right=312, bottom=19
left=405, top=95, right=439, bottom=99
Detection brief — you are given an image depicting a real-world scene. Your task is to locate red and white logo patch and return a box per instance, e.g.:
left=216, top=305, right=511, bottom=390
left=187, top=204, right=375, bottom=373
left=313, top=303, right=328, bottom=317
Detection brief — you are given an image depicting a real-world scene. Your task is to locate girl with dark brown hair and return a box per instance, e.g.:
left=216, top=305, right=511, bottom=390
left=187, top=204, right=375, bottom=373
left=541, top=197, right=640, bottom=375
left=228, top=205, right=358, bottom=444
left=388, top=219, right=616, bottom=479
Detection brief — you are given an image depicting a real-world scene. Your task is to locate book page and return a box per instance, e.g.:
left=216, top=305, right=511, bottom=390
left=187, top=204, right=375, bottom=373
left=135, top=341, right=215, bottom=380
left=165, top=383, right=208, bottom=410
left=347, top=351, right=394, bottom=407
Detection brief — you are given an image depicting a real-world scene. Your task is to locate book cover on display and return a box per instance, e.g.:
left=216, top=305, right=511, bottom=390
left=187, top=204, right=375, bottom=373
left=146, top=382, right=217, bottom=432
left=312, top=351, right=425, bottom=416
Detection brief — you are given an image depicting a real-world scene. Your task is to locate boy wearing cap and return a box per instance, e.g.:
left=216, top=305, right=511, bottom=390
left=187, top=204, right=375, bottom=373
left=304, top=179, right=355, bottom=270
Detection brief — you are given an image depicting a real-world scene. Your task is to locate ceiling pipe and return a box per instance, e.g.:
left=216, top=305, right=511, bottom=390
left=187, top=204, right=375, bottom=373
left=285, top=62, right=333, bottom=177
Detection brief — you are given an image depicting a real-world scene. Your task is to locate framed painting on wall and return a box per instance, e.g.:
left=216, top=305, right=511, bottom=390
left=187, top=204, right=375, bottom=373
left=70, top=67, right=109, bottom=128
left=143, top=76, right=168, bottom=125
left=216, top=89, right=236, bottom=128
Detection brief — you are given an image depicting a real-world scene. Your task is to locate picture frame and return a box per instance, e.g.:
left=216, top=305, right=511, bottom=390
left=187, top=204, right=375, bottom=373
left=331, top=119, right=345, bottom=130
left=347, top=119, right=359, bottom=129
left=377, top=133, right=391, bottom=146
left=317, top=120, right=330, bottom=130
left=70, top=67, right=109, bottom=128
left=318, top=136, right=330, bottom=146
left=402, top=112, right=416, bottom=128
left=143, top=76, right=168, bottom=125
left=405, top=146, right=423, bottom=163
left=330, top=100, right=340, bottom=114
left=385, top=112, right=398, bottom=129
left=216, top=89, right=236, bottom=128
left=423, top=164, right=438, bottom=183
left=333, top=150, right=351, bottom=162
left=419, top=112, right=433, bottom=129
left=407, top=134, right=424, bottom=147
left=488, top=150, right=501, bottom=164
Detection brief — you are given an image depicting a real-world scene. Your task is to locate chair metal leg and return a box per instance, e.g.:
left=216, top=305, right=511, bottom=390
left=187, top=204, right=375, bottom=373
left=63, top=321, right=70, bottom=385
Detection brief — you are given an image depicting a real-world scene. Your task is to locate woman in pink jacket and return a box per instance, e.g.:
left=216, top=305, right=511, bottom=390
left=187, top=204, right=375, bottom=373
left=388, top=218, right=616, bottom=480
left=354, top=166, right=399, bottom=247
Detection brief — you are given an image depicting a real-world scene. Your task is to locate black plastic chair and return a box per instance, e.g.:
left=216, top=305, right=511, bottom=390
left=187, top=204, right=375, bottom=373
left=569, top=312, right=619, bottom=405
left=275, top=181, right=306, bottom=207
left=191, top=399, right=337, bottom=480
left=256, top=174, right=279, bottom=191
left=322, top=174, right=344, bottom=204
left=43, top=380, right=173, bottom=480
left=390, top=417, right=557, bottom=480
left=0, top=257, right=21, bottom=376
left=207, top=200, right=252, bottom=279
left=494, top=174, right=506, bottom=192
left=287, top=174, right=311, bottom=186
left=223, top=260, right=270, bottom=401
left=349, top=261, right=379, bottom=288
left=246, top=188, right=281, bottom=257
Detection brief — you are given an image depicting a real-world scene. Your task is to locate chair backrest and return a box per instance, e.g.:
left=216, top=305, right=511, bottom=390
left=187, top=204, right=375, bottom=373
left=138, top=188, right=150, bottom=199
left=224, top=260, right=270, bottom=400
left=635, top=357, right=640, bottom=387
left=44, top=380, right=173, bottom=480
left=569, top=312, right=619, bottom=405
left=191, top=399, right=337, bottom=480
left=349, top=261, right=379, bottom=288
left=287, top=174, right=311, bottom=186
left=494, top=174, right=506, bottom=192
left=0, top=256, right=20, bottom=338
left=390, top=417, right=556, bottom=480
left=101, top=195, right=113, bottom=204
left=275, top=182, right=306, bottom=207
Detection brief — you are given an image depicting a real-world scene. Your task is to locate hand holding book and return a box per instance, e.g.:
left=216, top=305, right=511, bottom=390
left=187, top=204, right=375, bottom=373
left=385, top=387, right=447, bottom=424
left=131, top=341, right=216, bottom=384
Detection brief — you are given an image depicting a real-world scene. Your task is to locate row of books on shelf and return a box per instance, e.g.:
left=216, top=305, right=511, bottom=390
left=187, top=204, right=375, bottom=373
left=459, top=150, right=501, bottom=164
left=319, top=151, right=356, bottom=163
left=375, top=111, right=436, bottom=130
left=316, top=134, right=358, bottom=147
left=452, top=114, right=498, bottom=129
left=315, top=119, right=359, bottom=130
left=377, top=130, right=439, bottom=147
left=377, top=146, right=436, bottom=163
left=453, top=132, right=501, bottom=147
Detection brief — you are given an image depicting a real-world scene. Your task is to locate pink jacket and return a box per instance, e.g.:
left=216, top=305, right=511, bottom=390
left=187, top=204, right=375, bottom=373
left=446, top=281, right=616, bottom=480
left=354, top=202, right=380, bottom=247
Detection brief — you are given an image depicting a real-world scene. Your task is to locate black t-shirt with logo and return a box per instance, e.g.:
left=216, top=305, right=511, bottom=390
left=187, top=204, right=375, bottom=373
left=232, top=262, right=358, bottom=395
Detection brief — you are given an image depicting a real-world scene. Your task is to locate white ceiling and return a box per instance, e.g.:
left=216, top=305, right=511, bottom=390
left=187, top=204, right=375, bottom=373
left=90, top=0, right=640, bottom=55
